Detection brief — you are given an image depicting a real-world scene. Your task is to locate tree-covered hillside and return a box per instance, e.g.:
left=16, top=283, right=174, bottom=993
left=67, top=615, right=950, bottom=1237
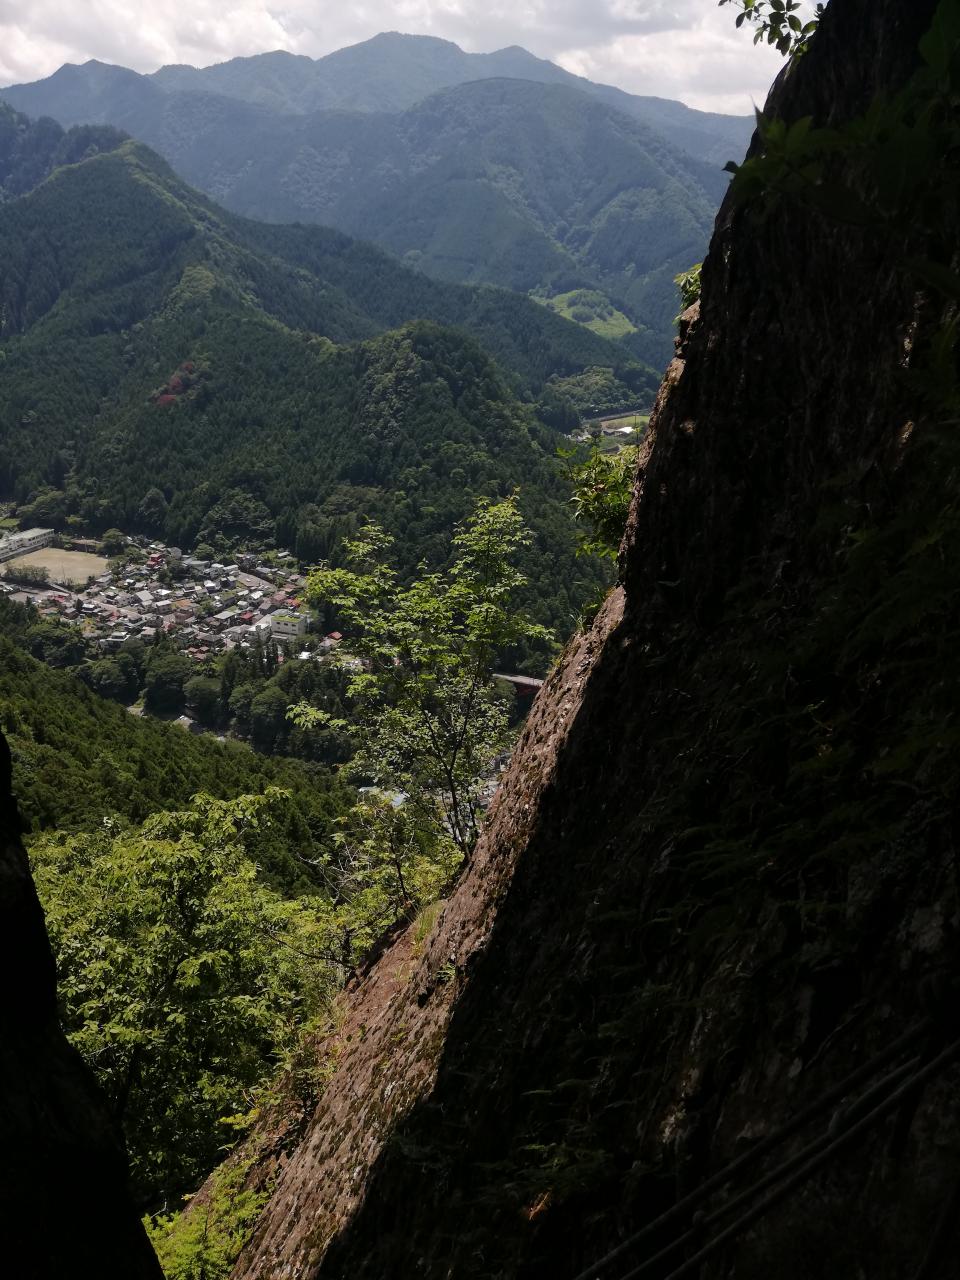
left=1, top=36, right=749, bottom=364
left=0, top=100, right=125, bottom=200
left=0, top=141, right=618, bottom=633
left=186, top=79, right=720, bottom=363
left=0, top=603, right=350, bottom=843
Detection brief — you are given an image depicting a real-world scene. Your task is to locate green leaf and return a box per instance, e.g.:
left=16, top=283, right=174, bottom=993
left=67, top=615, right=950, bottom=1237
left=919, top=0, right=960, bottom=75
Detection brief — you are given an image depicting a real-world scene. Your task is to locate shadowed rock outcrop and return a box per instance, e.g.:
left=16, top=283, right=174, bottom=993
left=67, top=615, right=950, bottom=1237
left=227, top=2, right=960, bottom=1275
left=0, top=732, right=162, bottom=1278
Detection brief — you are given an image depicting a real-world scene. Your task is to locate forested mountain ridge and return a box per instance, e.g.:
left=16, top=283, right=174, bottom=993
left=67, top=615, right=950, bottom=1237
left=0, top=134, right=641, bottom=388
left=1, top=35, right=749, bottom=364
left=0, top=100, right=126, bottom=200
left=147, top=33, right=752, bottom=165
left=0, top=140, right=620, bottom=632
left=170, top=79, right=721, bottom=363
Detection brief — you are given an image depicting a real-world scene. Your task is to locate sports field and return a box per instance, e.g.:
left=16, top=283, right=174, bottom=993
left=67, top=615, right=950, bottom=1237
left=7, top=547, right=109, bottom=584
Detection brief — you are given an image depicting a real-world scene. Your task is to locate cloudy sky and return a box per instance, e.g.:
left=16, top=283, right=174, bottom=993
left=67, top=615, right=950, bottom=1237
left=0, top=1, right=803, bottom=114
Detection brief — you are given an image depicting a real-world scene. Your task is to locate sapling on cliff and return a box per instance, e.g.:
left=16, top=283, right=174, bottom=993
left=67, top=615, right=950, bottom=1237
left=291, top=496, right=551, bottom=856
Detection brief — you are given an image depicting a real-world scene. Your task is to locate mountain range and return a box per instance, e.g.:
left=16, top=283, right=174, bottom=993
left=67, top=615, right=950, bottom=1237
left=0, top=136, right=637, bottom=633
left=1, top=34, right=755, bottom=364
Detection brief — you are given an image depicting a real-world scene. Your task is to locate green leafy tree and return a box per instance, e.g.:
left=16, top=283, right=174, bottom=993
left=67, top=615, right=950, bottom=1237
left=26, top=620, right=85, bottom=667
left=227, top=681, right=258, bottom=730
left=100, top=527, right=127, bottom=556
left=321, top=794, right=460, bottom=967
left=3, top=563, right=50, bottom=587
left=719, top=0, right=824, bottom=57
left=18, top=486, right=67, bottom=528
left=30, top=791, right=334, bottom=1209
left=294, top=496, right=551, bottom=854
left=184, top=675, right=222, bottom=726
left=565, top=445, right=640, bottom=560
left=250, top=683, right=291, bottom=749
left=144, top=651, right=192, bottom=712
left=84, top=655, right=140, bottom=703
left=137, top=486, right=169, bottom=534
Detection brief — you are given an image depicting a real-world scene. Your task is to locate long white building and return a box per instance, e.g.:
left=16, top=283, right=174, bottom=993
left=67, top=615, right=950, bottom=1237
left=0, top=527, right=54, bottom=563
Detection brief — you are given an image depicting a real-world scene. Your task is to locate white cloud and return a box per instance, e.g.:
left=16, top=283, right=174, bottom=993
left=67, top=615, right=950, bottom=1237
left=554, top=8, right=789, bottom=113
left=0, top=0, right=807, bottom=114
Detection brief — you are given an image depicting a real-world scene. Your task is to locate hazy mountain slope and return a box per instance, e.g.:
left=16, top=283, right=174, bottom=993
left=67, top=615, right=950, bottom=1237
left=1, top=34, right=751, bottom=363
left=146, top=33, right=753, bottom=165
left=0, top=141, right=614, bottom=632
left=5, top=34, right=752, bottom=165
left=159, top=78, right=721, bottom=358
left=2, top=69, right=721, bottom=363
left=0, top=100, right=125, bottom=199
left=329, top=80, right=721, bottom=350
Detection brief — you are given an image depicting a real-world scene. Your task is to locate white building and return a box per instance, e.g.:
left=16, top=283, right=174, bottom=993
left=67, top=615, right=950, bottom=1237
left=0, top=527, right=54, bottom=563
left=271, top=611, right=307, bottom=639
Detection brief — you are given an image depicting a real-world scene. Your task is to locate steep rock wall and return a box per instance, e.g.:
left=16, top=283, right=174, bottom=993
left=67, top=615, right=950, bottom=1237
left=233, top=1, right=960, bottom=1275
left=0, top=732, right=162, bottom=1278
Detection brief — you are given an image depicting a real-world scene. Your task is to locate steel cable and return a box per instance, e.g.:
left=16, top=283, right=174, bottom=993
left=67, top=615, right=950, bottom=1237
left=612, top=1036, right=960, bottom=1280
left=572, top=1018, right=932, bottom=1280
left=598, top=1050, right=925, bottom=1280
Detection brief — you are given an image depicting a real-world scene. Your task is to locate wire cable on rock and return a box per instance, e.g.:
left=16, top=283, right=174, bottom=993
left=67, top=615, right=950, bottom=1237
left=610, top=1036, right=960, bottom=1280
left=601, top=1049, right=926, bottom=1280
left=572, top=1018, right=932, bottom=1280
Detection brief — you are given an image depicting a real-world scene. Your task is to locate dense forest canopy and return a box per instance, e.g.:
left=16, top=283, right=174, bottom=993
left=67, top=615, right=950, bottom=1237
left=0, top=598, right=350, bottom=849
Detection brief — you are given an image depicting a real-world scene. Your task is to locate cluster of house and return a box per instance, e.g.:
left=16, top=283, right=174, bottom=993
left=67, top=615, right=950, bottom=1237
left=32, top=541, right=335, bottom=659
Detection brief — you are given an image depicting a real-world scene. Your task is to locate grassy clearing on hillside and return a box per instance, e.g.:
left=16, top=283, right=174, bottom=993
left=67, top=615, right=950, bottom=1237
left=537, top=289, right=637, bottom=339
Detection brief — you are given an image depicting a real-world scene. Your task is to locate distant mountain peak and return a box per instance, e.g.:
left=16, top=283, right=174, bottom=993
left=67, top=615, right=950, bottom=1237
left=361, top=31, right=463, bottom=48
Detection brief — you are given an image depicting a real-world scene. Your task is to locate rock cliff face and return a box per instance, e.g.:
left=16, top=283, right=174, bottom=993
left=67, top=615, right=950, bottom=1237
left=0, top=732, right=162, bottom=1278
left=230, top=1, right=960, bottom=1275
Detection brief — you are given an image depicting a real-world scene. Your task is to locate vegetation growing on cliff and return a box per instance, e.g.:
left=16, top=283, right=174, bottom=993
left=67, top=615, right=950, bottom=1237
left=565, top=445, right=641, bottom=560
left=294, top=497, right=550, bottom=854
left=719, top=0, right=824, bottom=57
left=146, top=1158, right=269, bottom=1280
